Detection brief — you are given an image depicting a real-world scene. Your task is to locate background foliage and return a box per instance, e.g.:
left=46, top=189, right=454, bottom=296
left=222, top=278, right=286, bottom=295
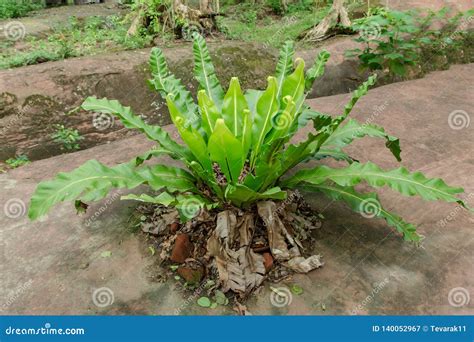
left=0, top=0, right=44, bottom=19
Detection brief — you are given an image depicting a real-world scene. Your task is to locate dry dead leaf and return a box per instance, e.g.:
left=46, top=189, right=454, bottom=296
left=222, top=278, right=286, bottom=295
left=287, top=255, right=324, bottom=273
left=207, top=210, right=265, bottom=294
left=257, top=201, right=291, bottom=260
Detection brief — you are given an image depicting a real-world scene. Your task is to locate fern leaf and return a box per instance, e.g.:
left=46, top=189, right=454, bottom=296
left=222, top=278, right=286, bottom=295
left=250, top=77, right=278, bottom=168
left=275, top=41, right=295, bottom=97
left=225, top=184, right=287, bottom=207
left=28, top=160, right=196, bottom=220
left=283, top=161, right=467, bottom=206
left=222, top=77, right=248, bottom=136
left=135, top=147, right=171, bottom=166
left=121, top=192, right=176, bottom=206
left=278, top=130, right=330, bottom=176
left=281, top=58, right=306, bottom=108
left=82, top=97, right=193, bottom=161
left=198, top=90, right=221, bottom=136
left=308, top=183, right=421, bottom=241
left=244, top=89, right=263, bottom=117
left=148, top=47, right=198, bottom=125
left=166, top=95, right=213, bottom=172
left=323, top=118, right=401, bottom=161
left=313, top=148, right=356, bottom=163
left=343, top=75, right=377, bottom=118
left=305, top=49, right=330, bottom=92
left=136, top=164, right=197, bottom=193
left=192, top=33, right=225, bottom=108
left=208, top=119, right=244, bottom=183
left=289, top=107, right=332, bottom=136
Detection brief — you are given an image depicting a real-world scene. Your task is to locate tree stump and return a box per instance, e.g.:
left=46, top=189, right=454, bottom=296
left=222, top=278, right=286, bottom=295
left=303, top=0, right=351, bottom=42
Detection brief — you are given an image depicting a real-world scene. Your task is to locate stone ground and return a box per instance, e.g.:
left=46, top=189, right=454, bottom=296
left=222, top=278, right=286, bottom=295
left=0, top=41, right=279, bottom=161
left=0, top=64, right=472, bottom=315
left=382, top=0, right=472, bottom=12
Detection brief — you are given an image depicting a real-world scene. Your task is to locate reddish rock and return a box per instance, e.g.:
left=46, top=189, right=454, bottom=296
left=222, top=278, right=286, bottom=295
left=170, top=222, right=179, bottom=234
left=170, top=234, right=193, bottom=263
left=263, top=252, right=274, bottom=273
left=177, top=266, right=204, bottom=285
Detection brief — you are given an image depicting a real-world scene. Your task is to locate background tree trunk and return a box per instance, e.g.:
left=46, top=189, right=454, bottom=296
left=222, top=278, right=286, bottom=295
left=127, top=0, right=219, bottom=38
left=199, top=0, right=211, bottom=13
left=303, top=0, right=351, bottom=42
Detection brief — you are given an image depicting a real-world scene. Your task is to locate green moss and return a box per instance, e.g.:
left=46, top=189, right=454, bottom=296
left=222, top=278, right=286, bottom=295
left=213, top=45, right=276, bottom=89
left=23, top=94, right=59, bottom=108
left=0, top=92, right=17, bottom=104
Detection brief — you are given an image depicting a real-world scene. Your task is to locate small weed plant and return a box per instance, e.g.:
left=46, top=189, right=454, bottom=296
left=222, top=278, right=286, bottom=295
left=51, top=124, right=83, bottom=151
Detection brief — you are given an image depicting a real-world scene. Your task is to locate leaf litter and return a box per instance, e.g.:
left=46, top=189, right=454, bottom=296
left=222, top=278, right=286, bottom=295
left=135, top=190, right=323, bottom=313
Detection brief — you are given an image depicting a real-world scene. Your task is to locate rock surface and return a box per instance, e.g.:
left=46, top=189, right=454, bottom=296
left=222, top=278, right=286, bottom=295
left=0, top=42, right=277, bottom=161
left=381, top=0, right=473, bottom=12
left=0, top=38, right=373, bottom=162
left=0, top=63, right=472, bottom=315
